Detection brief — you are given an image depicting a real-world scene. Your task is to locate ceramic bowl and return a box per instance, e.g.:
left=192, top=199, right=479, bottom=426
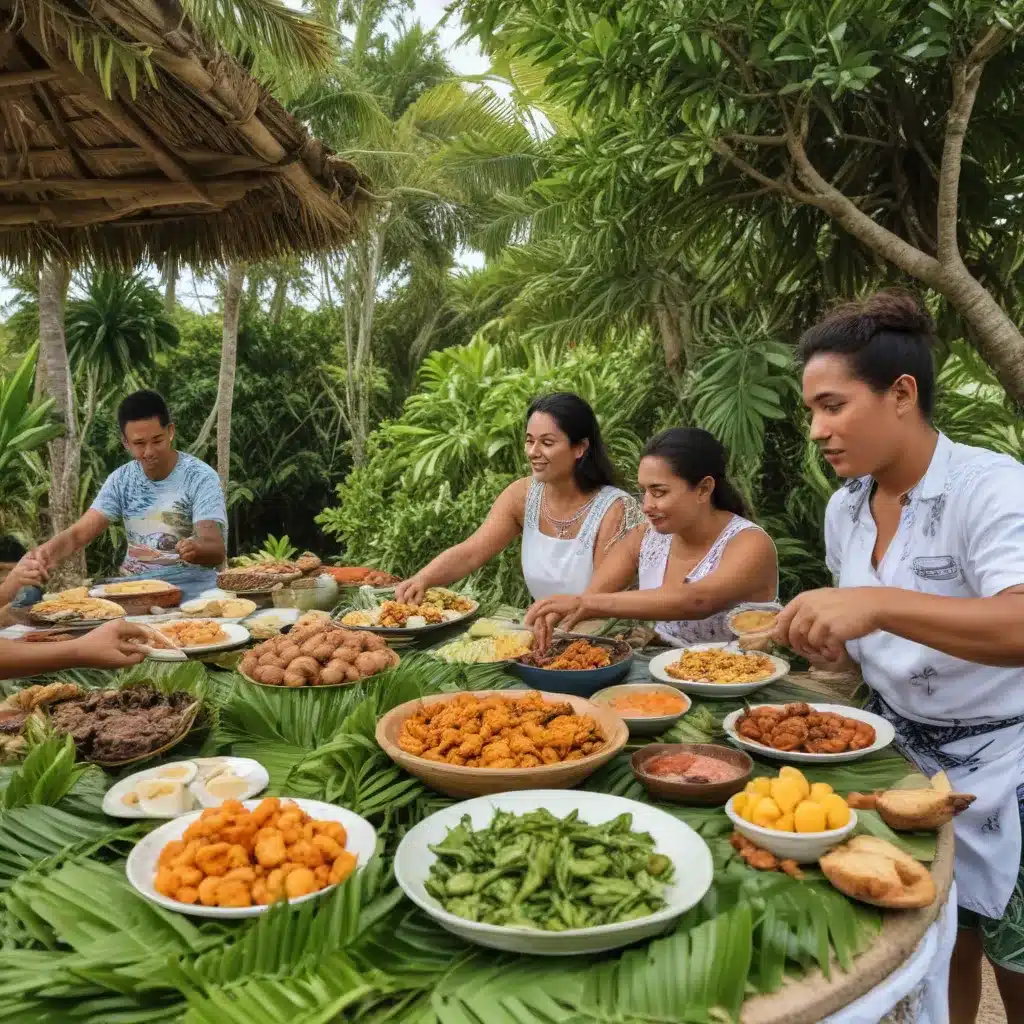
left=724, top=795, right=857, bottom=863
left=509, top=634, right=633, bottom=696
left=631, top=743, right=752, bottom=806
left=394, top=789, right=713, bottom=955
left=591, top=682, right=690, bottom=736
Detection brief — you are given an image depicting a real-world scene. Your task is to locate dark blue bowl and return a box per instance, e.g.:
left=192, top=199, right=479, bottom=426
left=509, top=634, right=634, bottom=697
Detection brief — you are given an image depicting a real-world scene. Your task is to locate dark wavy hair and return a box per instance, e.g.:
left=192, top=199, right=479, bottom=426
left=526, top=392, right=618, bottom=492
left=642, top=428, right=747, bottom=517
left=798, top=289, right=937, bottom=417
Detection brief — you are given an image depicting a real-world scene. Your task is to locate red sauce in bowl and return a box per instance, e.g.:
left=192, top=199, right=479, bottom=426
left=644, top=752, right=743, bottom=785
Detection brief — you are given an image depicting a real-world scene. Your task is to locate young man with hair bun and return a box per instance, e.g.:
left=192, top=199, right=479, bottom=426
left=775, top=290, right=1024, bottom=1023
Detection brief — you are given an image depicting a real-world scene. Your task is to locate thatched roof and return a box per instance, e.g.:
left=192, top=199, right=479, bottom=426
left=0, top=1, right=370, bottom=267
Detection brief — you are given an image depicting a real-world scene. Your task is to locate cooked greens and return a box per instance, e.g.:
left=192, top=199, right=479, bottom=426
left=425, top=808, right=674, bottom=930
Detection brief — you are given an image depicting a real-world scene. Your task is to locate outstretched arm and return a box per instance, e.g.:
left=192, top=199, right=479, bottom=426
left=395, top=480, right=526, bottom=604
left=775, top=586, right=1024, bottom=667
left=0, top=619, right=156, bottom=681
left=34, top=509, right=109, bottom=571
left=527, top=529, right=777, bottom=636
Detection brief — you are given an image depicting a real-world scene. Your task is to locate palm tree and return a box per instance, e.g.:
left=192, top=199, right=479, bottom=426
left=64, top=271, right=179, bottom=393
left=291, top=2, right=541, bottom=465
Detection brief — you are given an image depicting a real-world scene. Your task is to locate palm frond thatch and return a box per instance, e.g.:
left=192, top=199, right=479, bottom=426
left=0, top=0, right=371, bottom=268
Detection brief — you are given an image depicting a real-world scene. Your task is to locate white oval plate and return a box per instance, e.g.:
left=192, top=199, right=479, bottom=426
left=125, top=797, right=377, bottom=918
left=147, top=621, right=250, bottom=659
left=340, top=601, right=479, bottom=636
left=244, top=608, right=301, bottom=627
left=103, top=757, right=269, bottom=819
left=394, top=789, right=713, bottom=956
left=648, top=643, right=789, bottom=698
left=722, top=702, right=895, bottom=763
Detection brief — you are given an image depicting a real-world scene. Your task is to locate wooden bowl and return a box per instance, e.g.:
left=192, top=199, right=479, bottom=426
left=103, top=586, right=182, bottom=616
left=376, top=689, right=629, bottom=798
left=631, top=743, right=753, bottom=806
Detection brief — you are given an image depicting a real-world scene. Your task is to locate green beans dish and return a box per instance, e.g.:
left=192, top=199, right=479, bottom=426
left=424, top=807, right=674, bottom=930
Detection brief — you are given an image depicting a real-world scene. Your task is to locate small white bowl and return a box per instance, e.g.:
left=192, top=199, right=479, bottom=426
left=724, top=795, right=857, bottom=863
left=591, top=682, right=691, bottom=736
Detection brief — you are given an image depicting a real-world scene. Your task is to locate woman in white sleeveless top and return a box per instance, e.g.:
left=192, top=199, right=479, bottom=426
left=526, top=428, right=778, bottom=647
left=395, top=394, right=642, bottom=605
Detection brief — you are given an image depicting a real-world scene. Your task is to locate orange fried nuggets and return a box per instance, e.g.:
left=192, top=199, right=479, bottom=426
left=396, top=691, right=606, bottom=768
left=154, top=798, right=358, bottom=908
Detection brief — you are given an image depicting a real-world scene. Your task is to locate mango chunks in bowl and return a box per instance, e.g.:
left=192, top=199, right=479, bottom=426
left=731, top=767, right=851, bottom=833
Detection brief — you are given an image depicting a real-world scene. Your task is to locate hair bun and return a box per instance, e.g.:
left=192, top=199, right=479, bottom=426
left=861, top=290, right=935, bottom=342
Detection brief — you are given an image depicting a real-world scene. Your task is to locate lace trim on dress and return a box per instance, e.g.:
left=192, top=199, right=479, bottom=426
left=525, top=481, right=639, bottom=550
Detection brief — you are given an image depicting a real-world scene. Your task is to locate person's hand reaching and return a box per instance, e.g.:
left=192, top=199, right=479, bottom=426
left=394, top=574, right=428, bottom=606
left=70, top=619, right=155, bottom=669
left=0, top=552, right=48, bottom=606
left=524, top=595, right=586, bottom=651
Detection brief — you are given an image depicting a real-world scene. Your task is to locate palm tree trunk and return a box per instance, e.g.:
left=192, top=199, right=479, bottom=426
left=38, top=259, right=85, bottom=582
left=162, top=254, right=178, bottom=311
left=216, top=264, right=245, bottom=496
left=269, top=273, right=288, bottom=325
left=341, top=218, right=386, bottom=468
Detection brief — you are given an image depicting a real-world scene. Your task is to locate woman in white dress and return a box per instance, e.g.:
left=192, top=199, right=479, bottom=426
left=526, top=427, right=778, bottom=647
left=395, top=393, right=642, bottom=605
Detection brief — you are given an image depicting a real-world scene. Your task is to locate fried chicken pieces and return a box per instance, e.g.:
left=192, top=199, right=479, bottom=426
left=737, top=703, right=875, bottom=754
left=154, top=798, right=357, bottom=908
left=396, top=691, right=606, bottom=768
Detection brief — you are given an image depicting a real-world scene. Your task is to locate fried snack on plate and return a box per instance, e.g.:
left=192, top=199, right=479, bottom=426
left=100, top=580, right=175, bottom=596
left=32, top=591, right=125, bottom=622
left=666, top=648, right=774, bottom=684
left=153, top=798, right=357, bottom=907
left=736, top=704, right=876, bottom=755
left=158, top=619, right=228, bottom=648
left=819, top=835, right=936, bottom=909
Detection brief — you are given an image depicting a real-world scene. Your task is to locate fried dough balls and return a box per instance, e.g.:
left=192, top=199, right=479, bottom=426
left=153, top=798, right=358, bottom=908
left=241, top=626, right=399, bottom=687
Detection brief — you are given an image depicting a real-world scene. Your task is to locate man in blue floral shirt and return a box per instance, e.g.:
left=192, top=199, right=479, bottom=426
left=36, top=390, right=226, bottom=600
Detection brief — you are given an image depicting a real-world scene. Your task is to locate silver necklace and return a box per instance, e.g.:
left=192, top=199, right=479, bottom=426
left=541, top=490, right=596, bottom=539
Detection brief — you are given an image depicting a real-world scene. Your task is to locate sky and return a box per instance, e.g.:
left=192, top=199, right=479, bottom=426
left=0, top=0, right=490, bottom=312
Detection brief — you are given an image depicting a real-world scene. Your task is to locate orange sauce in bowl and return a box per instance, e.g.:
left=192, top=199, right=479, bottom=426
left=608, top=690, right=686, bottom=717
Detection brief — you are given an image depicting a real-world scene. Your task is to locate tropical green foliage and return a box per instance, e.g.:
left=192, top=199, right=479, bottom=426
left=0, top=346, right=60, bottom=545
left=63, top=272, right=179, bottom=391
left=289, top=0, right=542, bottom=464
left=0, top=654, right=927, bottom=1024
left=455, top=0, right=1024, bottom=402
